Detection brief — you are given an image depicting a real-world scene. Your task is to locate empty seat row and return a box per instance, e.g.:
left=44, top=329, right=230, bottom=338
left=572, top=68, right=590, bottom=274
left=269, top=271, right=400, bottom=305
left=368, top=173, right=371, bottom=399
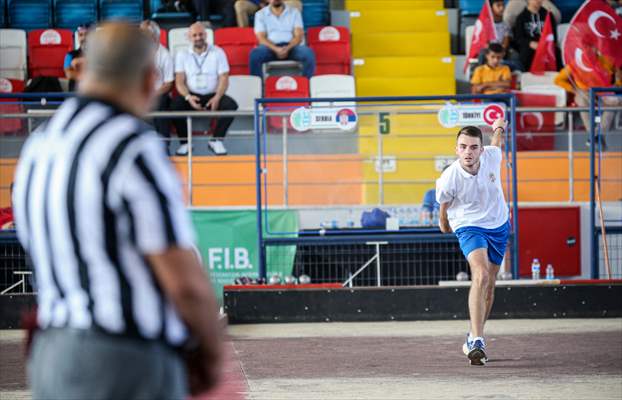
left=1, top=28, right=72, bottom=80
left=4, top=0, right=142, bottom=29
left=0, top=25, right=351, bottom=82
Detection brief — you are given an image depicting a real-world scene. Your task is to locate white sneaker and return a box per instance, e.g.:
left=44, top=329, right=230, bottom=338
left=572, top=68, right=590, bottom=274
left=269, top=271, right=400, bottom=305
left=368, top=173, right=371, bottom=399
left=208, top=139, right=227, bottom=155
left=175, top=143, right=189, bottom=156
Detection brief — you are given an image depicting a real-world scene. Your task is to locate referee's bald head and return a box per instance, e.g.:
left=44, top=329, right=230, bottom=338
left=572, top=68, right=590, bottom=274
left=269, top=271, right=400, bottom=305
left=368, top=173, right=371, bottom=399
left=80, top=22, right=157, bottom=115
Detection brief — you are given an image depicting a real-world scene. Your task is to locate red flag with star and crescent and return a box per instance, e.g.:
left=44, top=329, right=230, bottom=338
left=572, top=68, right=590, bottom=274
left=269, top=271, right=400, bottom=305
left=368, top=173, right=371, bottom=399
left=464, top=0, right=497, bottom=73
left=530, top=12, right=557, bottom=73
left=562, top=0, right=622, bottom=87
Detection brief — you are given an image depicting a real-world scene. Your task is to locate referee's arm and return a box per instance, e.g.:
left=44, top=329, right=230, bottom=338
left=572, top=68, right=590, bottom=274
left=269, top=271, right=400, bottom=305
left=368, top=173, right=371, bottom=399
left=122, top=136, right=222, bottom=391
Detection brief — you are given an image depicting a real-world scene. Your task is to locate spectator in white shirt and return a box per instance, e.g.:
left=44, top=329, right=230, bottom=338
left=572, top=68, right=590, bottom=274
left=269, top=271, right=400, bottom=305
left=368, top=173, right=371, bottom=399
left=171, top=22, right=238, bottom=156
left=140, top=20, right=174, bottom=138
left=249, top=0, right=315, bottom=78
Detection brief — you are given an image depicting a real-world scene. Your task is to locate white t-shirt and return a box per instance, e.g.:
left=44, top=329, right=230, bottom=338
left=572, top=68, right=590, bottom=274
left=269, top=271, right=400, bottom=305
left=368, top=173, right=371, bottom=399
left=154, top=44, right=174, bottom=91
left=435, top=146, right=509, bottom=231
left=174, top=45, right=229, bottom=95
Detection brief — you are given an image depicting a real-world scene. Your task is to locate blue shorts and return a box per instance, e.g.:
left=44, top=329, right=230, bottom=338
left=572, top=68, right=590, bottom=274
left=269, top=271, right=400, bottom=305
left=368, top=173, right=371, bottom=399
left=454, top=220, right=511, bottom=266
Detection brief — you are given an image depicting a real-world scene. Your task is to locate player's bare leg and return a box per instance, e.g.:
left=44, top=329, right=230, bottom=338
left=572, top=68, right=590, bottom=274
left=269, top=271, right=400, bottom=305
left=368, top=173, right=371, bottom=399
left=466, top=248, right=491, bottom=365
left=484, top=263, right=500, bottom=323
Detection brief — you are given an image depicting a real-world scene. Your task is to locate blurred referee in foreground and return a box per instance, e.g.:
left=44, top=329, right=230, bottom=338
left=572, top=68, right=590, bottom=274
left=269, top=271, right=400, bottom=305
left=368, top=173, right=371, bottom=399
left=12, top=22, right=222, bottom=399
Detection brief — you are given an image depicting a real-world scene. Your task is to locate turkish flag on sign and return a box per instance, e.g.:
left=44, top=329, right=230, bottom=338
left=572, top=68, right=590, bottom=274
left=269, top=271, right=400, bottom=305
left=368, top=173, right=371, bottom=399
left=514, top=91, right=556, bottom=151
left=465, top=0, right=496, bottom=73
left=530, top=12, right=557, bottom=73
left=563, top=0, right=622, bottom=87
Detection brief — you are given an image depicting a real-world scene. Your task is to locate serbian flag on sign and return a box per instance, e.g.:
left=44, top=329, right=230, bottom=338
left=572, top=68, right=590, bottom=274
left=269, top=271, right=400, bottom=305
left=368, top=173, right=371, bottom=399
left=464, top=0, right=496, bottom=73
left=562, top=0, right=622, bottom=87
left=530, top=12, right=557, bottom=73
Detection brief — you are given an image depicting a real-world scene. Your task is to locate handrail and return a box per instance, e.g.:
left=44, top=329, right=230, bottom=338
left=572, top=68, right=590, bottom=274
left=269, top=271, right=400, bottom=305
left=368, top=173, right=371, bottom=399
left=1, top=105, right=621, bottom=119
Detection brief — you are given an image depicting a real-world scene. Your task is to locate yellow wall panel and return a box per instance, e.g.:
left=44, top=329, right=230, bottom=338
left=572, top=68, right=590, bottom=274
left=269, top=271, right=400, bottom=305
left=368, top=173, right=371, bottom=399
left=352, top=32, right=450, bottom=57
left=346, top=0, right=444, bottom=10
left=356, top=77, right=455, bottom=96
left=350, top=10, right=448, bottom=33
left=353, top=57, right=455, bottom=78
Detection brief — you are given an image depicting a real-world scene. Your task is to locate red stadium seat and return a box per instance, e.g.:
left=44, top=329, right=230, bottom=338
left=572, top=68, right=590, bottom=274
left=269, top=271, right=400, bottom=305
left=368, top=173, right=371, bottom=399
left=264, top=75, right=309, bottom=130
left=160, top=28, right=168, bottom=48
left=27, top=29, right=73, bottom=78
left=307, top=26, right=351, bottom=75
left=0, top=78, right=25, bottom=135
left=214, top=27, right=257, bottom=75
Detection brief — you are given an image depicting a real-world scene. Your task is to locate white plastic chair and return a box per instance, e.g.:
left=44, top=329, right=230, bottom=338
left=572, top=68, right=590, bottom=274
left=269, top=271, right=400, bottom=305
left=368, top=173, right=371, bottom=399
left=520, top=72, right=558, bottom=88
left=521, top=85, right=567, bottom=125
left=168, top=25, right=214, bottom=60
left=226, top=75, right=261, bottom=111
left=0, top=29, right=27, bottom=80
left=310, top=74, right=356, bottom=107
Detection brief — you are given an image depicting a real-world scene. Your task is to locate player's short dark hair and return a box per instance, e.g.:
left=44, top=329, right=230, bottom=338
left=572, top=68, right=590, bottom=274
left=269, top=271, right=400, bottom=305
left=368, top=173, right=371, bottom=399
left=457, top=126, right=483, bottom=144
left=490, top=0, right=504, bottom=5
left=486, top=42, right=505, bottom=55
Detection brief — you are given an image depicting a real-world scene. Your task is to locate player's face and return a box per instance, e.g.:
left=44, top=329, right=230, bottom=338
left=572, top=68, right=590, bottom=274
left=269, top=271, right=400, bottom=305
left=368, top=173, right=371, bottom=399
left=456, top=134, right=483, bottom=168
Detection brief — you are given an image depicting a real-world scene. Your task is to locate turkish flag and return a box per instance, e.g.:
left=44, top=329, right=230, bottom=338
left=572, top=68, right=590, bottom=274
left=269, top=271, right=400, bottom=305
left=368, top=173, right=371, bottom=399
left=563, top=0, right=622, bottom=87
left=465, top=0, right=496, bottom=73
left=530, top=12, right=557, bottom=73
left=514, top=91, right=556, bottom=151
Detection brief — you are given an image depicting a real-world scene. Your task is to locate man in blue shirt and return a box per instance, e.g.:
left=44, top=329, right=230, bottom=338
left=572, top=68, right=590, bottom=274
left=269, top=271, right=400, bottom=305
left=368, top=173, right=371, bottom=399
left=249, top=0, right=315, bottom=78
left=63, top=24, right=90, bottom=91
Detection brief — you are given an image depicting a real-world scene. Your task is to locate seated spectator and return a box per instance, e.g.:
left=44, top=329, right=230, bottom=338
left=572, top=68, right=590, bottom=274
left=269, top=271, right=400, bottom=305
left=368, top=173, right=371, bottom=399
left=481, top=0, right=522, bottom=71
left=555, top=64, right=622, bottom=150
left=249, top=0, right=315, bottom=78
left=512, top=0, right=558, bottom=70
left=471, top=43, right=511, bottom=95
left=234, top=0, right=301, bottom=27
left=503, top=0, right=561, bottom=28
left=192, top=0, right=235, bottom=26
left=171, top=22, right=238, bottom=156
left=63, top=24, right=89, bottom=92
left=140, top=20, right=174, bottom=139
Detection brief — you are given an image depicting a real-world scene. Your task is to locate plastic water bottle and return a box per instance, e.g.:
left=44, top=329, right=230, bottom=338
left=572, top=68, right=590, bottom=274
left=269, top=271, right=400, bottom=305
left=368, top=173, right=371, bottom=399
left=546, top=264, right=554, bottom=280
left=531, top=258, right=541, bottom=280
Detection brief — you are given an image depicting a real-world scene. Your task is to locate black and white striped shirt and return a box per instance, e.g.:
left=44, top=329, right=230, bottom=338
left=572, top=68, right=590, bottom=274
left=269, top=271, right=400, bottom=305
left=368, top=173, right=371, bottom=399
left=13, top=96, right=195, bottom=346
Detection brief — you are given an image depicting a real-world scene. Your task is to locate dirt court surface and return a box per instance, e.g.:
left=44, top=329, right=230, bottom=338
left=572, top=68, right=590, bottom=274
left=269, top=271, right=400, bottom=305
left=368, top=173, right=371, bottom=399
left=1, top=319, right=621, bottom=400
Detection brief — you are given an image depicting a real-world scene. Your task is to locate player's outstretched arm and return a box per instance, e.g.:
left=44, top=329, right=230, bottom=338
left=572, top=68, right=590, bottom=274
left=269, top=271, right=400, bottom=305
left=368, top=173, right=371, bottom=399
left=439, top=202, right=452, bottom=233
left=490, top=118, right=507, bottom=148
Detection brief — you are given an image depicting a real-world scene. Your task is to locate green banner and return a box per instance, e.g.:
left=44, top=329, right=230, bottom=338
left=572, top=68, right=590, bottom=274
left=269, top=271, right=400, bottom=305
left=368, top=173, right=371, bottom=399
left=191, top=210, right=298, bottom=303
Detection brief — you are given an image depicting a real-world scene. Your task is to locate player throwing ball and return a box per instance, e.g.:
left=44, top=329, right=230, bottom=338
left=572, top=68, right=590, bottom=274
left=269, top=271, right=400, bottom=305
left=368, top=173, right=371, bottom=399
left=436, top=117, right=510, bottom=366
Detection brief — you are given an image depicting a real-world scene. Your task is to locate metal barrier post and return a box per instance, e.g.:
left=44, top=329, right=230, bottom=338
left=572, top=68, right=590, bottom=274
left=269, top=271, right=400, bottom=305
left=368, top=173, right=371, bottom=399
left=186, top=116, right=193, bottom=206
left=377, top=112, right=384, bottom=205
left=589, top=89, right=597, bottom=278
left=568, top=111, right=574, bottom=202
left=510, top=94, right=520, bottom=279
left=282, top=116, right=288, bottom=207
left=255, top=101, right=267, bottom=279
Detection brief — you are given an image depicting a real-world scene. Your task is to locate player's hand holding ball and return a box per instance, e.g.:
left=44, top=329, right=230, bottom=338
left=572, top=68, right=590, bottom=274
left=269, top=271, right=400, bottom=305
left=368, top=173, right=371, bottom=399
left=491, top=117, right=507, bottom=134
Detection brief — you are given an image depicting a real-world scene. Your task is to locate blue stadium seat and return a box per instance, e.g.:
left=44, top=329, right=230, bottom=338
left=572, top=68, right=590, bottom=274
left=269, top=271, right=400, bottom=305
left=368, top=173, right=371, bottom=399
left=54, top=0, right=97, bottom=29
left=302, top=0, right=328, bottom=28
left=1, top=0, right=6, bottom=27
left=8, top=0, right=52, bottom=29
left=99, top=0, right=142, bottom=22
left=557, top=0, right=583, bottom=23
left=459, top=0, right=482, bottom=17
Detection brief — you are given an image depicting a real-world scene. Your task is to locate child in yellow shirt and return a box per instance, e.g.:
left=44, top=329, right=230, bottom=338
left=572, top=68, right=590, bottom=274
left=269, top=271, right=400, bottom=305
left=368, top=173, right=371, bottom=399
left=471, top=43, right=512, bottom=95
